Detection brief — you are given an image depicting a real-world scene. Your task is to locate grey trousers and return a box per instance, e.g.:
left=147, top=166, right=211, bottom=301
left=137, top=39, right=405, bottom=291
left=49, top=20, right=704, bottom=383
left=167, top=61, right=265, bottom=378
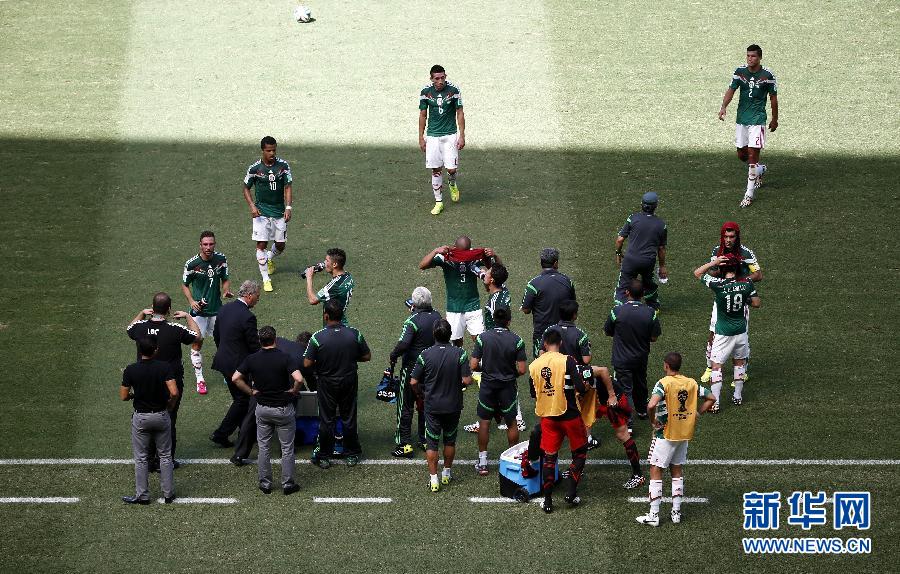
left=256, top=403, right=296, bottom=490
left=132, top=411, right=174, bottom=499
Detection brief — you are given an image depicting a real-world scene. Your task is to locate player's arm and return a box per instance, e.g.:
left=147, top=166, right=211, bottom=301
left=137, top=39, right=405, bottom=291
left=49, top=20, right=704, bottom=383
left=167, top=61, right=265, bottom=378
left=127, top=308, right=152, bottom=331
left=615, top=235, right=626, bottom=266
left=718, top=87, right=736, bottom=120
left=647, top=394, right=662, bottom=429
left=231, top=370, right=254, bottom=396
left=750, top=294, right=761, bottom=308
left=304, top=272, right=321, bottom=305
left=242, top=184, right=260, bottom=218
left=181, top=283, right=202, bottom=313
left=698, top=388, right=716, bottom=414
left=288, top=370, right=304, bottom=396
left=419, top=246, right=449, bottom=270
left=120, top=371, right=133, bottom=401
left=165, top=372, right=180, bottom=411
left=456, top=107, right=465, bottom=150
left=657, top=226, right=668, bottom=278
left=769, top=94, right=778, bottom=132
left=482, top=247, right=500, bottom=265
left=603, top=309, right=616, bottom=336
left=418, top=109, right=427, bottom=151
left=460, top=351, right=473, bottom=386
left=590, top=366, right=617, bottom=407
left=409, top=356, right=425, bottom=398
left=222, top=278, right=233, bottom=298
left=283, top=182, right=293, bottom=222
left=521, top=282, right=536, bottom=314
left=172, top=310, right=203, bottom=345
left=694, top=257, right=729, bottom=279
left=390, top=323, right=413, bottom=367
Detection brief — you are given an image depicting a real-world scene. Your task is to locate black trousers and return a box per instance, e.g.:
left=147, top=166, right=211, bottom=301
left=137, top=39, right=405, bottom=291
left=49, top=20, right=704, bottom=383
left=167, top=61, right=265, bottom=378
left=613, top=361, right=649, bottom=425
left=149, top=379, right=182, bottom=462
left=615, top=256, right=659, bottom=308
left=233, top=396, right=258, bottom=459
left=315, top=377, right=362, bottom=458
left=394, top=365, right=425, bottom=446
left=213, top=372, right=250, bottom=441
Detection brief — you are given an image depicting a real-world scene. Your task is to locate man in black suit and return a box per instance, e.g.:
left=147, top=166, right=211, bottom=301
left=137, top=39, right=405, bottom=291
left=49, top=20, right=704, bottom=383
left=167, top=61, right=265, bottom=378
left=210, top=280, right=262, bottom=447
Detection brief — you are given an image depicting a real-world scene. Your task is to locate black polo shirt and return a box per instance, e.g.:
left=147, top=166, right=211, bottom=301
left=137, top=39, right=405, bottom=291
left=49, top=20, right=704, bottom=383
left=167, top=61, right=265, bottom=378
left=122, top=358, right=175, bottom=412
left=390, top=308, right=441, bottom=368
left=410, top=344, right=471, bottom=414
left=619, top=211, right=667, bottom=262
left=304, top=324, right=370, bottom=382
left=604, top=300, right=661, bottom=368
left=543, top=321, right=591, bottom=362
left=521, top=269, right=576, bottom=337
left=236, top=347, right=298, bottom=407
left=471, top=328, right=526, bottom=386
left=126, top=319, right=198, bottom=380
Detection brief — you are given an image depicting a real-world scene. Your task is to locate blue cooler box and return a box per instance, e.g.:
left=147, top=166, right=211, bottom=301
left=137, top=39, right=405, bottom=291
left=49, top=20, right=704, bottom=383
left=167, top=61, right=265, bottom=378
left=498, top=441, right=559, bottom=502
left=295, top=391, right=319, bottom=445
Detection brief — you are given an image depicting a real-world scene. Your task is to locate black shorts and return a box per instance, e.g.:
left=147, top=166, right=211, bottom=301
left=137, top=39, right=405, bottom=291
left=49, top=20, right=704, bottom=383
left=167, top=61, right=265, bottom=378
left=424, top=411, right=461, bottom=451
left=476, top=383, right=519, bottom=424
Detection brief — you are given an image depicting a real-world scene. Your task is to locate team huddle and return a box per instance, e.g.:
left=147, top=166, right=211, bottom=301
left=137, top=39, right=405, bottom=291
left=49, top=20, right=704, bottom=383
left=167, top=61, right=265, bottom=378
left=120, top=48, right=773, bottom=524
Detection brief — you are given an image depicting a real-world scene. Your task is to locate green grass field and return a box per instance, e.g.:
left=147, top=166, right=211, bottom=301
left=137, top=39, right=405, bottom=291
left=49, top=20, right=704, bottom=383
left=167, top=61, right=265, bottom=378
left=0, top=1, right=898, bottom=572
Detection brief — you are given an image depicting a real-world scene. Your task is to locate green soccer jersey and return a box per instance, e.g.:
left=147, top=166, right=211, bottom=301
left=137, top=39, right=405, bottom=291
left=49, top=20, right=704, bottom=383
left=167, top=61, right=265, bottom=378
left=701, top=274, right=757, bottom=336
left=317, top=272, right=354, bottom=326
left=730, top=66, right=777, bottom=126
left=432, top=255, right=480, bottom=313
left=651, top=381, right=713, bottom=439
left=243, top=157, right=293, bottom=218
left=709, top=244, right=760, bottom=278
left=483, top=287, right=511, bottom=330
left=182, top=252, right=229, bottom=317
left=419, top=83, right=463, bottom=137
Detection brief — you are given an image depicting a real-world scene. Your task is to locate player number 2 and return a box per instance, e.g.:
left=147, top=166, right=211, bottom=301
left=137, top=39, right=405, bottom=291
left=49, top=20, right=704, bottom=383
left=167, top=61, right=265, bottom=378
left=725, top=293, right=743, bottom=312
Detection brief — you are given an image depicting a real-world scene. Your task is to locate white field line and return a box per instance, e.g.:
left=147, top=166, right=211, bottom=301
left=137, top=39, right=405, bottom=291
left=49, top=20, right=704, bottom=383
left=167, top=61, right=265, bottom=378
left=0, top=458, right=897, bottom=466
left=313, top=497, right=392, bottom=503
left=0, top=497, right=79, bottom=503
left=627, top=496, right=709, bottom=503
left=469, top=497, right=541, bottom=504
left=156, top=497, right=237, bottom=504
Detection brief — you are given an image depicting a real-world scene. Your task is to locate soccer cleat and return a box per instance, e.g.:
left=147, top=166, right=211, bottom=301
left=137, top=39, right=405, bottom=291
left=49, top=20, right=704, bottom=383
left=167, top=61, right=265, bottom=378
left=263, top=280, right=273, bottom=292
left=517, top=420, right=527, bottom=432
left=541, top=498, right=553, bottom=514
left=586, top=436, right=600, bottom=451
left=392, top=444, right=415, bottom=458
left=471, top=371, right=482, bottom=385
left=497, top=423, right=508, bottom=431
left=418, top=441, right=427, bottom=451
left=740, top=194, right=754, bottom=208
left=709, top=402, right=720, bottom=414
left=623, top=475, right=646, bottom=490
left=449, top=181, right=460, bottom=202
left=311, top=455, right=331, bottom=469
left=441, top=472, right=452, bottom=485
left=564, top=494, right=581, bottom=507
left=755, top=164, right=766, bottom=189
left=430, top=481, right=440, bottom=493
left=345, top=455, right=360, bottom=467
left=700, top=367, right=712, bottom=383
left=196, top=380, right=207, bottom=395
left=267, top=259, right=276, bottom=274
left=475, top=463, right=489, bottom=477
left=464, top=421, right=480, bottom=433
left=636, top=512, right=660, bottom=526
left=430, top=201, right=444, bottom=215
left=672, top=509, right=682, bottom=524
left=732, top=397, right=743, bottom=406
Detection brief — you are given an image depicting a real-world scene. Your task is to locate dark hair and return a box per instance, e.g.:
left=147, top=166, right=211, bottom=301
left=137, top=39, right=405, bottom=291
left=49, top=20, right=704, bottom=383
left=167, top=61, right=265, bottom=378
left=295, top=331, right=313, bottom=347
left=433, top=319, right=452, bottom=343
left=489, top=263, right=508, bottom=286
left=430, top=65, right=445, bottom=76
left=258, top=326, right=276, bottom=346
left=747, top=44, right=762, bottom=57
left=543, top=328, right=563, bottom=347
left=260, top=135, right=277, bottom=149
left=152, top=292, right=172, bottom=314
left=323, top=299, right=344, bottom=322
left=137, top=336, right=158, bottom=358
left=327, top=248, right=347, bottom=268
left=492, top=307, right=511, bottom=327
left=626, top=279, right=644, bottom=300
left=540, top=247, right=559, bottom=268
left=664, top=352, right=683, bottom=372
left=558, top=299, right=579, bottom=321
left=200, top=230, right=215, bottom=241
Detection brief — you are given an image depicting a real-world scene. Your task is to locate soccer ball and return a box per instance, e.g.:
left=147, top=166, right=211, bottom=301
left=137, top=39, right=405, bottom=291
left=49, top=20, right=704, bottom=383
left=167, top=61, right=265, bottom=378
left=293, top=5, right=312, bottom=23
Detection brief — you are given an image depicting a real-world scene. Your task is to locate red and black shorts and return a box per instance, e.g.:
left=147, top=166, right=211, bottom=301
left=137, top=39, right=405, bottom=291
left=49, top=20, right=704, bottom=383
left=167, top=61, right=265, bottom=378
left=540, top=415, right=587, bottom=454
left=596, top=393, right=631, bottom=429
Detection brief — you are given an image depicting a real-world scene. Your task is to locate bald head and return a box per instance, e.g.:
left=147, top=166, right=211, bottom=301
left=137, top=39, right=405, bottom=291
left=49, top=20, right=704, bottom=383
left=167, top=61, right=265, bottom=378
left=455, top=235, right=472, bottom=249
left=152, top=292, right=172, bottom=315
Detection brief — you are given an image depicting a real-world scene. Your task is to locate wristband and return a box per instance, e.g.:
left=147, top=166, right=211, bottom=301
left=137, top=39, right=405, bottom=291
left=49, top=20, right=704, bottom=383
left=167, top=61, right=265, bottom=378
left=285, top=206, right=292, bottom=210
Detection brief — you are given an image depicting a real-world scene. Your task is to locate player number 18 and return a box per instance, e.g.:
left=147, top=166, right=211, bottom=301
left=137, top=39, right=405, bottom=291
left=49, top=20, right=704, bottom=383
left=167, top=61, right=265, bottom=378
left=725, top=293, right=743, bottom=312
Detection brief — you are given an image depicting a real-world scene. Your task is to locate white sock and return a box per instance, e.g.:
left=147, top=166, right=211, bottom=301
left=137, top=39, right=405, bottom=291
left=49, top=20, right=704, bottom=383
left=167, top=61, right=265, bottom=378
left=649, top=479, right=663, bottom=515
left=256, top=249, right=270, bottom=282
left=705, top=340, right=713, bottom=368
left=516, top=403, right=524, bottom=423
left=672, top=477, right=684, bottom=512
left=746, top=164, right=757, bottom=196
left=430, top=473, right=438, bottom=487
left=431, top=173, right=443, bottom=202
left=478, top=451, right=487, bottom=466
left=710, top=370, right=723, bottom=403
left=190, top=349, right=204, bottom=382
left=734, top=365, right=747, bottom=400
left=442, top=467, right=451, bottom=479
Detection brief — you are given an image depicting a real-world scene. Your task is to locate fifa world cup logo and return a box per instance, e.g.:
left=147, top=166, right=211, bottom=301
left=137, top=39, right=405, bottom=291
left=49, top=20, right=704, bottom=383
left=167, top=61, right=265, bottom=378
left=541, top=367, right=554, bottom=396
left=677, top=389, right=689, bottom=413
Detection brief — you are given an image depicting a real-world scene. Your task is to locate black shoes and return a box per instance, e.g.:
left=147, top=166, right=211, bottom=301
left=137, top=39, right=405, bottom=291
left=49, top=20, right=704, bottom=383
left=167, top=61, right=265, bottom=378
left=164, top=496, right=176, bottom=504
left=230, top=455, right=246, bottom=467
left=210, top=434, right=234, bottom=448
left=541, top=497, right=553, bottom=514
left=283, top=484, right=300, bottom=496
left=122, top=496, right=151, bottom=505
left=564, top=494, right=581, bottom=507
left=259, top=485, right=272, bottom=495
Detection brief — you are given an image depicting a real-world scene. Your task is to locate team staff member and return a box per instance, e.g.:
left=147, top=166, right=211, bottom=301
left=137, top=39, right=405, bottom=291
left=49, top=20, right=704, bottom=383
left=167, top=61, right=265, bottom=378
left=304, top=300, right=371, bottom=468
left=304, top=248, right=355, bottom=327
left=210, top=280, right=262, bottom=448
left=182, top=230, right=232, bottom=395
left=470, top=307, right=527, bottom=476
left=529, top=329, right=590, bottom=514
left=120, top=337, right=179, bottom=504
left=232, top=326, right=304, bottom=495
left=637, top=353, right=716, bottom=526
left=614, top=192, right=667, bottom=309
left=522, top=247, right=576, bottom=358
left=409, top=320, right=474, bottom=492
left=604, top=280, right=661, bottom=431
left=389, top=287, right=441, bottom=458
left=126, top=292, right=200, bottom=466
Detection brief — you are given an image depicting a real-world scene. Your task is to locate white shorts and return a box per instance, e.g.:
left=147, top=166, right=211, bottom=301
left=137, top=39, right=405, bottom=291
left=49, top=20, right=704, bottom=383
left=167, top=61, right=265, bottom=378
left=193, top=315, right=216, bottom=338
left=709, top=303, right=751, bottom=333
left=447, top=310, right=484, bottom=340
left=251, top=216, right=287, bottom=242
left=648, top=437, right=689, bottom=468
left=735, top=124, right=766, bottom=149
left=710, top=332, right=750, bottom=364
left=425, top=133, right=460, bottom=169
